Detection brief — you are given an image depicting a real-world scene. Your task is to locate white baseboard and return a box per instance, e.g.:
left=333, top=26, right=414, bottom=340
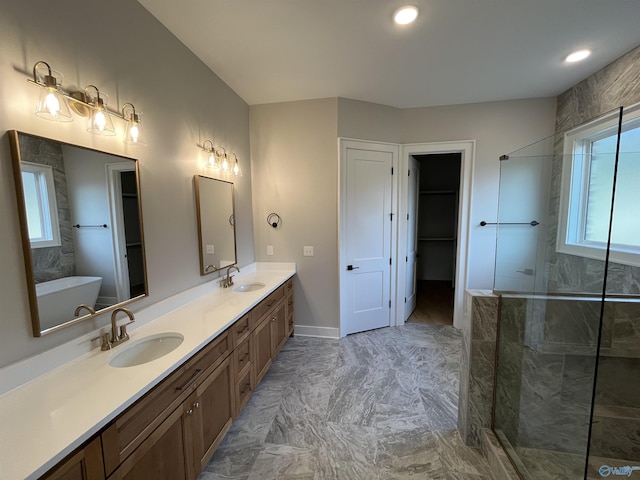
left=294, top=325, right=340, bottom=339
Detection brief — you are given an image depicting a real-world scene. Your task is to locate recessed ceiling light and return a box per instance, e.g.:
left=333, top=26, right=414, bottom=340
left=394, top=5, right=419, bottom=25
left=565, top=49, right=591, bottom=63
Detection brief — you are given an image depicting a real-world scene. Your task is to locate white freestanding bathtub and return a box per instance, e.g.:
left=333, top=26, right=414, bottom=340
left=35, top=276, right=103, bottom=330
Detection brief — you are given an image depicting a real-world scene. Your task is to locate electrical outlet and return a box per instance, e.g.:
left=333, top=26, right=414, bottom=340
left=303, top=246, right=314, bottom=257
left=267, top=245, right=274, bottom=256
left=206, top=244, right=215, bottom=254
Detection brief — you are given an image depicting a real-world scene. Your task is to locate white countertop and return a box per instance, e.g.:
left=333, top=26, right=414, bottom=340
left=0, top=263, right=295, bottom=480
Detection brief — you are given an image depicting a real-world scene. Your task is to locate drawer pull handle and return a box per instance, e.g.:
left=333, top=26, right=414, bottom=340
left=266, top=300, right=277, bottom=307
left=271, top=317, right=276, bottom=323
left=240, top=383, right=251, bottom=395
left=193, top=401, right=200, bottom=409
left=238, top=326, right=250, bottom=335
left=240, top=352, right=250, bottom=363
left=175, top=368, right=203, bottom=392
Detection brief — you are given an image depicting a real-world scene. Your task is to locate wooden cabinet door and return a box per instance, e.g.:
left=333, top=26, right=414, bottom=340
left=253, top=315, right=273, bottom=385
left=271, top=302, right=288, bottom=357
left=190, top=356, right=234, bottom=473
left=43, top=437, right=104, bottom=480
left=108, top=405, right=191, bottom=480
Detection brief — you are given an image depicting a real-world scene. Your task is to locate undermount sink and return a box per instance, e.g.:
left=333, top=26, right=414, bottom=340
left=233, top=282, right=266, bottom=293
left=109, top=333, right=184, bottom=368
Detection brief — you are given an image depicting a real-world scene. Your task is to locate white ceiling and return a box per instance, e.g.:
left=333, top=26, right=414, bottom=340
left=137, top=0, right=640, bottom=108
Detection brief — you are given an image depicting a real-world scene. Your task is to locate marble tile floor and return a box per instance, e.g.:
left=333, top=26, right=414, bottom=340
left=199, top=323, right=493, bottom=480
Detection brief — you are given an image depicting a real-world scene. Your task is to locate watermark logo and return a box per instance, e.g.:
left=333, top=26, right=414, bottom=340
left=599, top=465, right=640, bottom=477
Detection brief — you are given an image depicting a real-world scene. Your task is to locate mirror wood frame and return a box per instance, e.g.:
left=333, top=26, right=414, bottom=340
left=8, top=130, right=149, bottom=337
left=194, top=175, right=238, bottom=276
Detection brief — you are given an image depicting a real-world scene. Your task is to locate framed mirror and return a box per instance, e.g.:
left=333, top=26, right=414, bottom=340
left=194, top=175, right=237, bottom=275
left=9, top=131, right=148, bottom=336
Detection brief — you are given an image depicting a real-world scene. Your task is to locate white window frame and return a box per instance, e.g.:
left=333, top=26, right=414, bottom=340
left=557, top=105, right=640, bottom=267
left=21, top=161, right=61, bottom=249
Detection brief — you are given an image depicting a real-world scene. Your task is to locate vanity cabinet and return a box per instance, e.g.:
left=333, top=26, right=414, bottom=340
left=101, top=332, right=231, bottom=476
left=41, top=276, right=295, bottom=480
left=41, top=437, right=104, bottom=480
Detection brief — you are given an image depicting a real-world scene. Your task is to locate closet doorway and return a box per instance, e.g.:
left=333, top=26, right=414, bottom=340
left=407, top=153, right=461, bottom=326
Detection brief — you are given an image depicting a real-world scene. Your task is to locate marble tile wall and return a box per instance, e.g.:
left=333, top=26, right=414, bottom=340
left=458, top=290, right=499, bottom=447
left=545, top=44, right=640, bottom=296
left=18, top=135, right=76, bottom=283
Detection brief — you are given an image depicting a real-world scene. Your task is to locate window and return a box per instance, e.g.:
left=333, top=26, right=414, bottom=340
left=558, top=106, right=640, bottom=266
left=21, top=162, right=61, bottom=248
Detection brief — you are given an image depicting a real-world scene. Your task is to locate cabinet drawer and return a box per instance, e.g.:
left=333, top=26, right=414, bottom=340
left=102, top=331, right=231, bottom=476
left=252, top=285, right=285, bottom=320
left=233, top=335, right=252, bottom=379
left=231, top=313, right=253, bottom=347
left=235, top=368, right=254, bottom=414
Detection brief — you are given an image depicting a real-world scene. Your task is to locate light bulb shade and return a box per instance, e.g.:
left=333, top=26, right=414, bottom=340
left=232, top=156, right=242, bottom=176
left=125, top=113, right=146, bottom=145
left=206, top=152, right=219, bottom=169
left=221, top=154, right=230, bottom=172
left=35, top=87, right=73, bottom=122
left=33, top=65, right=72, bottom=122
left=87, top=95, right=116, bottom=135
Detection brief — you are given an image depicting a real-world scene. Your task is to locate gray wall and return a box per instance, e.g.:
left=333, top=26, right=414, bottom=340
left=251, top=97, right=556, bottom=332
left=0, top=0, right=254, bottom=367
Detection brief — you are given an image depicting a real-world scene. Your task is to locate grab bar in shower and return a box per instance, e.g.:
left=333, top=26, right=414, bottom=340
left=479, top=220, right=539, bottom=227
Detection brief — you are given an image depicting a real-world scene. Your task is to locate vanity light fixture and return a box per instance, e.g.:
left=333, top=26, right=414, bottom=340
left=201, top=140, right=219, bottom=169
left=32, top=61, right=73, bottom=122
left=27, top=61, right=147, bottom=144
left=123, top=103, right=146, bottom=145
left=230, top=153, right=242, bottom=177
left=85, top=85, right=116, bottom=136
left=393, top=5, right=419, bottom=25
left=219, top=147, right=230, bottom=173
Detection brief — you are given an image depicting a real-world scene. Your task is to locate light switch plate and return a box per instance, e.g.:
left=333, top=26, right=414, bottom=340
left=206, top=244, right=215, bottom=254
left=303, top=246, right=314, bottom=257
left=267, top=245, right=274, bottom=256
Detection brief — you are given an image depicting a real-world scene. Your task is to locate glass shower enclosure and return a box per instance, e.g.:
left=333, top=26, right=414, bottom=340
left=492, top=105, right=640, bottom=479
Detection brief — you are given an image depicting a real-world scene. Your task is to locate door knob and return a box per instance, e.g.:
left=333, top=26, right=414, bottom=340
left=347, top=265, right=359, bottom=271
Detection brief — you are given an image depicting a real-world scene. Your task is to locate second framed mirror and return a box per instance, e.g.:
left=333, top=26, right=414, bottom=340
left=194, top=175, right=237, bottom=275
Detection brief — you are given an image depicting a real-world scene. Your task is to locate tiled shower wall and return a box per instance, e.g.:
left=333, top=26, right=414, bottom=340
left=18, top=135, right=76, bottom=283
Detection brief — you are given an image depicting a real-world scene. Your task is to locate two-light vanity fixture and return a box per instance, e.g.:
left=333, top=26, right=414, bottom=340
left=29, top=61, right=147, bottom=146
left=199, top=140, right=242, bottom=176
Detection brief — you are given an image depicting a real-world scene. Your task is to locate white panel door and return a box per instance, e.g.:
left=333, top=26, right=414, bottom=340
left=404, top=156, right=420, bottom=320
left=341, top=143, right=394, bottom=336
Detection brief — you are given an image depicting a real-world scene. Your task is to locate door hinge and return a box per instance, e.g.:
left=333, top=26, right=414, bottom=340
left=405, top=256, right=408, bottom=262
left=391, top=167, right=394, bottom=175
left=407, top=213, right=409, bottom=221
left=389, top=300, right=392, bottom=308
left=390, top=213, right=394, bottom=221
left=389, top=258, right=392, bottom=265
left=408, top=169, right=411, bottom=176
left=404, top=297, right=407, bottom=303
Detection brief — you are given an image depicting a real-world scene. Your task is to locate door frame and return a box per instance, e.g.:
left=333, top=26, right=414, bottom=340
left=106, top=162, right=135, bottom=303
left=395, top=141, right=475, bottom=330
left=338, top=138, right=398, bottom=337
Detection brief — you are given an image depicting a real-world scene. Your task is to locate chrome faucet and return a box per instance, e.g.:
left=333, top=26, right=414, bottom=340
left=74, top=304, right=96, bottom=317
left=221, top=265, right=240, bottom=288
